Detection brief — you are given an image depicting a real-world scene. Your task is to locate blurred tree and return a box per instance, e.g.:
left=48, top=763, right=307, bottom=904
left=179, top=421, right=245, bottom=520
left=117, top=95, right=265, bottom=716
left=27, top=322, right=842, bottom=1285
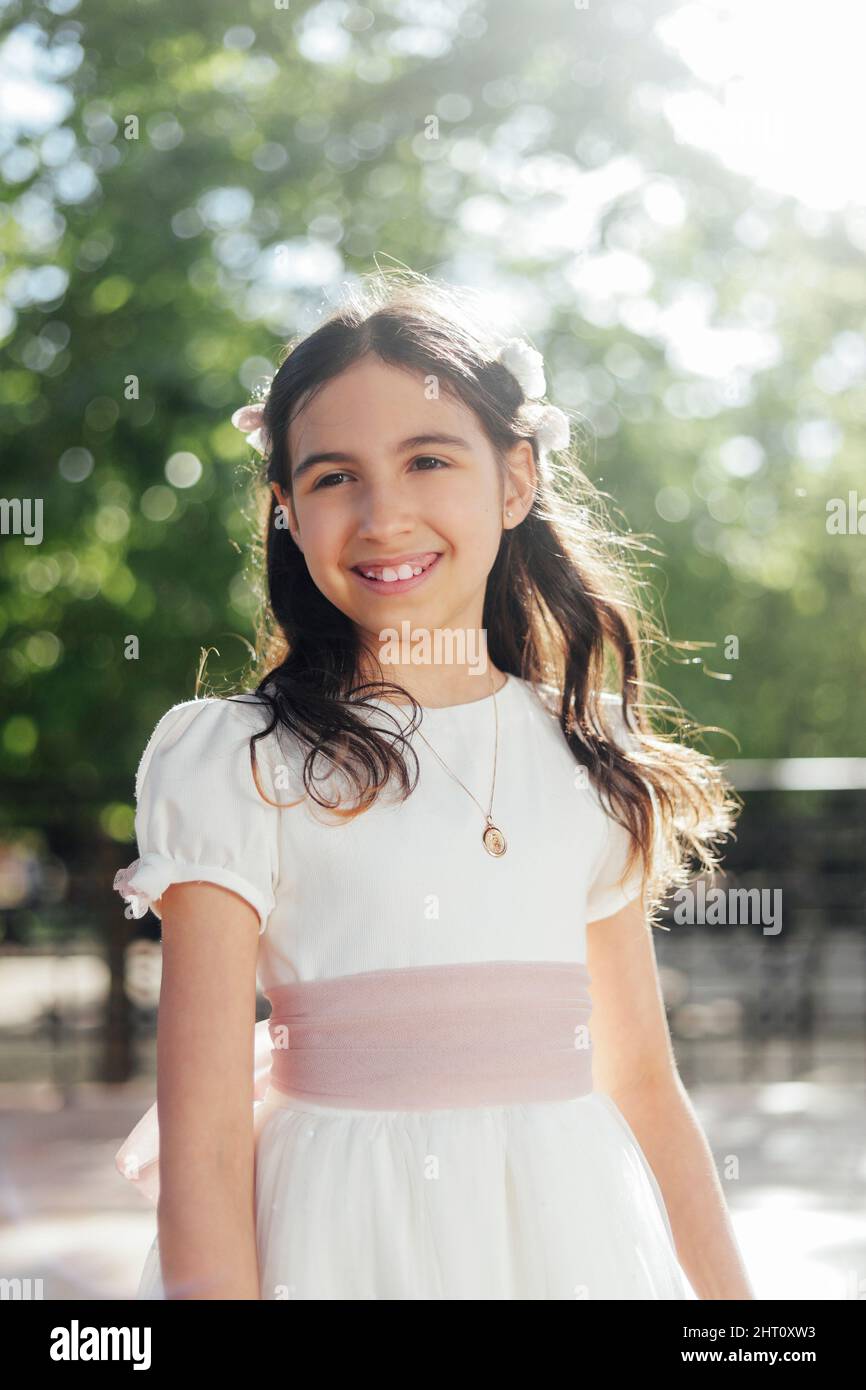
left=0, top=0, right=863, bottom=945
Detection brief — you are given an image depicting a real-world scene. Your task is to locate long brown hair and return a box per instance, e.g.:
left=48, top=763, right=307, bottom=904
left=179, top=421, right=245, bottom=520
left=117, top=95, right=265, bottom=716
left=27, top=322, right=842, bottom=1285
left=222, top=269, right=740, bottom=926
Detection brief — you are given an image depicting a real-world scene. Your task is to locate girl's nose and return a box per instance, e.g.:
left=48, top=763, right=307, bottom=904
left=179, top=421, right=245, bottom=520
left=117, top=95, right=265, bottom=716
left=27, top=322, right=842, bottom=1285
left=354, top=484, right=415, bottom=539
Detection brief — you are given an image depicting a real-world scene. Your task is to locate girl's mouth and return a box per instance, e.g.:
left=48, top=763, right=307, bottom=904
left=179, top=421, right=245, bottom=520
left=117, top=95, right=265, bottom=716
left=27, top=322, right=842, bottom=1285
left=350, top=551, right=442, bottom=595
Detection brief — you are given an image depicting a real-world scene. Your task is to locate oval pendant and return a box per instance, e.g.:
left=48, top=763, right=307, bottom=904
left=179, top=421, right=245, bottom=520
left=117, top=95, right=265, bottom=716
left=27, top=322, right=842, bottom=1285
left=482, top=823, right=507, bottom=857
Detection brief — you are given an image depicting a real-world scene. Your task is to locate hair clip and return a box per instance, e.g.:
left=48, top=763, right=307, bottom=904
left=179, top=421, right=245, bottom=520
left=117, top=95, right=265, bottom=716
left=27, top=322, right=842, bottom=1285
left=496, top=339, right=570, bottom=456
left=535, top=404, right=571, bottom=455
left=496, top=338, right=546, bottom=398
left=230, top=403, right=270, bottom=457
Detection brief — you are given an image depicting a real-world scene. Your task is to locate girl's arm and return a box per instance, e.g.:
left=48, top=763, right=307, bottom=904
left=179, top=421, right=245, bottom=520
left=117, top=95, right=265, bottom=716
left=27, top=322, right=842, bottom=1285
left=154, top=880, right=262, bottom=1300
left=587, top=897, right=756, bottom=1300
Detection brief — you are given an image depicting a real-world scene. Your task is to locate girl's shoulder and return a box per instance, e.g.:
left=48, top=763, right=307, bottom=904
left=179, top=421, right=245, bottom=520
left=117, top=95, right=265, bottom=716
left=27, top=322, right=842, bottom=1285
left=526, top=680, right=633, bottom=741
left=134, top=692, right=273, bottom=801
left=119, top=692, right=280, bottom=931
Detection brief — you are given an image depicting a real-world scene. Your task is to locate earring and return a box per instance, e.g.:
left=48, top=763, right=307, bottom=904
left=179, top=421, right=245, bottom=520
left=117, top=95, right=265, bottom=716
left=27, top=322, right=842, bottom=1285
left=505, top=509, right=513, bottom=519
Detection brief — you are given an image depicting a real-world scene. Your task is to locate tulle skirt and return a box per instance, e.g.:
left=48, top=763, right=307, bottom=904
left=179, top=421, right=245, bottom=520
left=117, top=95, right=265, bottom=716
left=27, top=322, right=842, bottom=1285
left=134, top=1087, right=695, bottom=1301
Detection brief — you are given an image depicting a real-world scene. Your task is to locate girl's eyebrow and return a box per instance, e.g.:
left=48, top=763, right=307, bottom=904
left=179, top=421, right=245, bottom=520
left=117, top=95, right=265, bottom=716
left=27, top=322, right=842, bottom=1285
left=293, top=433, right=472, bottom=481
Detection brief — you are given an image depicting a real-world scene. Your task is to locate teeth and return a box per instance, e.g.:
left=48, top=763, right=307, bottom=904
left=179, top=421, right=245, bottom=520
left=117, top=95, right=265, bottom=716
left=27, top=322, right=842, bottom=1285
left=360, top=558, right=434, bottom=581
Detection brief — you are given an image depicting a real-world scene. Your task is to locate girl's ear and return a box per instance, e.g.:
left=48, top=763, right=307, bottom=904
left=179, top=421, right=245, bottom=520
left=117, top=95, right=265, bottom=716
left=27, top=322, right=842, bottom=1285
left=270, top=482, right=303, bottom=551
left=503, top=439, right=538, bottom=527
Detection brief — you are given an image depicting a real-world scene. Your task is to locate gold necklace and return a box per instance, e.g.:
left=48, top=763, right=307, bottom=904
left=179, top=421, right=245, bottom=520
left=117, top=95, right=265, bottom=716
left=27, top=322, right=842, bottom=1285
left=410, top=670, right=507, bottom=858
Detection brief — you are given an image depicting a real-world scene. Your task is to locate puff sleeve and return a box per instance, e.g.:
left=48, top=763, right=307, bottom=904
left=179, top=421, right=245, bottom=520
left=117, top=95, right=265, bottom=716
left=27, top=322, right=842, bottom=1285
left=585, top=693, right=656, bottom=924
left=113, top=697, right=279, bottom=934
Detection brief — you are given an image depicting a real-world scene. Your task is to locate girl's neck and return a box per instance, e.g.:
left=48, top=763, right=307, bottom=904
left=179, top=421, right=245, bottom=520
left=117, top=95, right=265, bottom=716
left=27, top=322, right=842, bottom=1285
left=356, top=662, right=508, bottom=710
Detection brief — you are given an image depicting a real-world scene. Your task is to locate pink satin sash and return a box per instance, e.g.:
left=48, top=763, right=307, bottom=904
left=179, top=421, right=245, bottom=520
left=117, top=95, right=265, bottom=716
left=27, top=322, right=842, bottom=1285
left=115, top=960, right=594, bottom=1205
left=265, top=960, right=594, bottom=1110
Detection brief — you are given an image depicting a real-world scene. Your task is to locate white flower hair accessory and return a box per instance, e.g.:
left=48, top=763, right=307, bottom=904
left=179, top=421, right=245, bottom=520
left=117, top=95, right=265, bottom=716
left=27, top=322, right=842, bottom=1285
left=230, top=403, right=269, bottom=457
left=497, top=338, right=546, bottom=398
left=496, top=338, right=571, bottom=457
left=231, top=373, right=274, bottom=456
left=535, top=404, right=571, bottom=455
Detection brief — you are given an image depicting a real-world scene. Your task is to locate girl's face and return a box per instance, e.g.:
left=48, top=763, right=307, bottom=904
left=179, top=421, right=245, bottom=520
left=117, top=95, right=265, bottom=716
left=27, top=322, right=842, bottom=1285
left=273, top=355, right=535, bottom=654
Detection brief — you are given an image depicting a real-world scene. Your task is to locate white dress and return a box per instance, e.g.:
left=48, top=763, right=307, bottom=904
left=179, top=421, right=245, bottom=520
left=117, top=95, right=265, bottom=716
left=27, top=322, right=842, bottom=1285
left=115, top=674, right=695, bottom=1300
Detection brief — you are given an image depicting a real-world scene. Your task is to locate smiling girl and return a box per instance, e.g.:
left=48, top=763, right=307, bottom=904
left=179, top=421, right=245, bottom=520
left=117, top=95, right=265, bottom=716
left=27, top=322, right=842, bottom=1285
left=114, top=271, right=753, bottom=1300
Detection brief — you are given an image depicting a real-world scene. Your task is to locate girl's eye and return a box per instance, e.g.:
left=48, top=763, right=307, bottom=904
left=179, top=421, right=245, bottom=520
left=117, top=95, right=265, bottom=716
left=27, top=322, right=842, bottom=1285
left=411, top=455, right=449, bottom=471
left=311, top=457, right=449, bottom=490
left=312, top=471, right=350, bottom=490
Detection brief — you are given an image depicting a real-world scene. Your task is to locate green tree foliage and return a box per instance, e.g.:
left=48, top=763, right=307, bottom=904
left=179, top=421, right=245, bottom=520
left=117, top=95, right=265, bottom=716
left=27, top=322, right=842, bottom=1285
left=1, top=0, right=863, bottom=899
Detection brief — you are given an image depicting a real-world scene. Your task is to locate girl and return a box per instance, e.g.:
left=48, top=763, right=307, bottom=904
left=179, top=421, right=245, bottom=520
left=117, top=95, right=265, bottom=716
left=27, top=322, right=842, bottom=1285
left=114, top=271, right=754, bottom=1300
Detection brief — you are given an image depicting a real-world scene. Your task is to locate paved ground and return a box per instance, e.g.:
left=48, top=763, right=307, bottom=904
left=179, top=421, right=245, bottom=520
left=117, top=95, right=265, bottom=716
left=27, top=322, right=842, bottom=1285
left=0, top=1079, right=863, bottom=1300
